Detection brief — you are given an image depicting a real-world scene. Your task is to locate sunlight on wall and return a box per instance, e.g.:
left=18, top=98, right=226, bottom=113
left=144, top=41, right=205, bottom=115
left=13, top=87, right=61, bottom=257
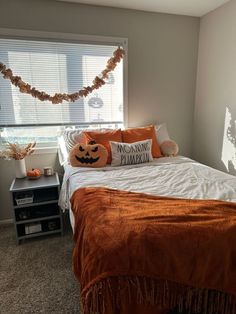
left=221, top=106, right=236, bottom=172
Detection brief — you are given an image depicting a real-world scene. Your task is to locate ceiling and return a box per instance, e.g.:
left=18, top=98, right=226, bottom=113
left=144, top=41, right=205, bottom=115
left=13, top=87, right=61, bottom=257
left=58, top=0, right=230, bottom=17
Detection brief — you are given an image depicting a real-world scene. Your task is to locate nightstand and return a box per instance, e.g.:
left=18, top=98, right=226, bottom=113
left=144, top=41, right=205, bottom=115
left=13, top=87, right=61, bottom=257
left=9, top=173, right=63, bottom=244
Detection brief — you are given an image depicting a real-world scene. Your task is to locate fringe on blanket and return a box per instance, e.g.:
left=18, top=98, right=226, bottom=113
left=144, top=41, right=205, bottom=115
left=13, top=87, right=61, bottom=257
left=81, top=276, right=236, bottom=314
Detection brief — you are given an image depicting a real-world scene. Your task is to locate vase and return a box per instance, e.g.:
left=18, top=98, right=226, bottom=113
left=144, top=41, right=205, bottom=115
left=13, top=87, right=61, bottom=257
left=14, top=159, right=26, bottom=178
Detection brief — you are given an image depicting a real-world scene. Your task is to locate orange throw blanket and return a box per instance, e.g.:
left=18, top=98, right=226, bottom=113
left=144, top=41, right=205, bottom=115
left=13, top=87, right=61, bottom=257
left=71, top=187, right=236, bottom=314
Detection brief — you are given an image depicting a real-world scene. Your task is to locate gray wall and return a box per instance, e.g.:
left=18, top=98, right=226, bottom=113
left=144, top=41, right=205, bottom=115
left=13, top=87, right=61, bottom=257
left=0, top=0, right=199, bottom=220
left=193, top=0, right=236, bottom=174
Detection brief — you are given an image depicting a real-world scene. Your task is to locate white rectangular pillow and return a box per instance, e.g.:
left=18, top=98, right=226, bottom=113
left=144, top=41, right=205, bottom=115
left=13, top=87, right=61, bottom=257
left=110, top=139, right=153, bottom=167
left=57, top=135, right=69, bottom=166
left=156, top=123, right=170, bottom=144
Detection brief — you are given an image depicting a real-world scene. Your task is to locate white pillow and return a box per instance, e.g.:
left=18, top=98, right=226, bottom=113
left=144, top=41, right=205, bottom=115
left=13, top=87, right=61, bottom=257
left=62, top=129, right=85, bottom=152
left=62, top=128, right=112, bottom=152
left=58, top=136, right=69, bottom=166
left=156, top=123, right=170, bottom=145
left=110, top=139, right=153, bottom=167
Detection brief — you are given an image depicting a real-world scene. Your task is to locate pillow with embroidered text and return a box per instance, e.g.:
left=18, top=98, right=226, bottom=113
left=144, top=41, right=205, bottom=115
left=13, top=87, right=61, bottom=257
left=110, top=139, right=153, bottom=167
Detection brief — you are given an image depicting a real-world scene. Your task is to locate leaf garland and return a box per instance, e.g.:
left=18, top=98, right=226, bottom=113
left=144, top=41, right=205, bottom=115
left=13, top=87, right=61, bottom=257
left=0, top=47, right=125, bottom=104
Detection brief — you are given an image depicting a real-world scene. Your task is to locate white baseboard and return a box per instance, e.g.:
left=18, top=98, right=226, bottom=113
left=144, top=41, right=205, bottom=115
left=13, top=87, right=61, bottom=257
left=0, top=218, right=14, bottom=225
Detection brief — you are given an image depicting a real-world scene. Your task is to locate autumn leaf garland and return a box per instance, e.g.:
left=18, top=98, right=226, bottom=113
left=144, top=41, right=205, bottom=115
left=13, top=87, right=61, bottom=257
left=0, top=47, right=125, bottom=105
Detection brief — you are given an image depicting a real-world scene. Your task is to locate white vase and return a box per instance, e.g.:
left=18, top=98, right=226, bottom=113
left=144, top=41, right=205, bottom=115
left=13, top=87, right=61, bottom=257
left=15, top=159, right=26, bottom=178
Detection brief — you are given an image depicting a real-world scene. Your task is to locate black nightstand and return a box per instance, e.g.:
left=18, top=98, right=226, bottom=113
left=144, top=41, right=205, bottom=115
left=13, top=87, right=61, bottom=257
left=9, top=173, right=63, bottom=244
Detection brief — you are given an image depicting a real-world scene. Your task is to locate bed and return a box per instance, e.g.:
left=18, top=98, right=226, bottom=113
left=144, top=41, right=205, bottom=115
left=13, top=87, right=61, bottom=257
left=59, top=155, right=236, bottom=314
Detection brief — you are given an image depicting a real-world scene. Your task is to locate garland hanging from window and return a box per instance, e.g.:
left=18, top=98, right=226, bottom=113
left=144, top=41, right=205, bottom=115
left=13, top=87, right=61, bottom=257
left=0, top=47, right=125, bottom=104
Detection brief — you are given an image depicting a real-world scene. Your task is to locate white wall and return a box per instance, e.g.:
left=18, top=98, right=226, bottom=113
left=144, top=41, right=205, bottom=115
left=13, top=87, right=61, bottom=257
left=194, top=0, right=236, bottom=174
left=0, top=0, right=199, bottom=221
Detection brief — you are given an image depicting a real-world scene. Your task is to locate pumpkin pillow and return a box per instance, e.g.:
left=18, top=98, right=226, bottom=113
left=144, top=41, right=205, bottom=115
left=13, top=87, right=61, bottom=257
left=69, top=141, right=108, bottom=168
left=121, top=125, right=162, bottom=158
left=83, top=129, right=122, bottom=164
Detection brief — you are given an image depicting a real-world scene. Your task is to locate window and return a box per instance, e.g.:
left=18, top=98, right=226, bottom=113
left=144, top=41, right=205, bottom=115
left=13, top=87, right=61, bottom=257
left=0, top=31, right=127, bottom=145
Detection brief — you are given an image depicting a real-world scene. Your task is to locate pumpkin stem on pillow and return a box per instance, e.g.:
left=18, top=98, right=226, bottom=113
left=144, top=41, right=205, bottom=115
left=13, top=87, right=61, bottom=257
left=88, top=140, right=96, bottom=145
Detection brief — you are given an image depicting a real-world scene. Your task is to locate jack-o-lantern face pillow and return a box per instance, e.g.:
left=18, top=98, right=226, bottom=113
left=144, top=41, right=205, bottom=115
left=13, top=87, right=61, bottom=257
left=69, top=141, right=108, bottom=168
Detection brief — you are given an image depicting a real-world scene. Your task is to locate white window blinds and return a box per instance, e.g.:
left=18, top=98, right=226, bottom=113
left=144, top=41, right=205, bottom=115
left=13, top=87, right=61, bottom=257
left=0, top=38, right=124, bottom=127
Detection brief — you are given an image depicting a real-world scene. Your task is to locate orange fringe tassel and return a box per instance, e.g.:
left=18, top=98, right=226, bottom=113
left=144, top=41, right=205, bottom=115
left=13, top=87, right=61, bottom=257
left=81, top=276, right=236, bottom=314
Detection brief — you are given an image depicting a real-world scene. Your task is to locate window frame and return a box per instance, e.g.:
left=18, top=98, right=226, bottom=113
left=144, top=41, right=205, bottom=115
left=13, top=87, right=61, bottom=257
left=0, top=28, right=128, bottom=149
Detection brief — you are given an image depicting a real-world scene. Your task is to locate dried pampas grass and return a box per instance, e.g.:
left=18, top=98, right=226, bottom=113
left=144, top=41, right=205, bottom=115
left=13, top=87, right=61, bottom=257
left=0, top=142, right=36, bottom=160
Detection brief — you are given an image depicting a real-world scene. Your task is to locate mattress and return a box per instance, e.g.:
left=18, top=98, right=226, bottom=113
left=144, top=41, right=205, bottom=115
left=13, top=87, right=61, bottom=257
left=59, top=156, right=236, bottom=229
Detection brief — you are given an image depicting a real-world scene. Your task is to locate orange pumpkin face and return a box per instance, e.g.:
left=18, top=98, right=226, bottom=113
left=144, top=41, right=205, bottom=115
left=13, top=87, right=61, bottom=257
left=69, top=141, right=108, bottom=168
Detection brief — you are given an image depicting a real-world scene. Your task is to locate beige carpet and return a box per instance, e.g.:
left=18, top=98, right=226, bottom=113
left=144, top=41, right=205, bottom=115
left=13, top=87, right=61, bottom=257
left=0, top=223, right=188, bottom=314
left=0, top=222, right=80, bottom=314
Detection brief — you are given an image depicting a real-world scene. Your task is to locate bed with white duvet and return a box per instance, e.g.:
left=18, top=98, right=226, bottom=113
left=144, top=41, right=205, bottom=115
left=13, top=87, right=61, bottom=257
left=59, top=156, right=236, bottom=230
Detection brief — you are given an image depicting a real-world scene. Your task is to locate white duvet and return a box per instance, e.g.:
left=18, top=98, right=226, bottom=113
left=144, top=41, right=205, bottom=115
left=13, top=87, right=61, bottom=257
left=59, top=156, right=236, bottom=219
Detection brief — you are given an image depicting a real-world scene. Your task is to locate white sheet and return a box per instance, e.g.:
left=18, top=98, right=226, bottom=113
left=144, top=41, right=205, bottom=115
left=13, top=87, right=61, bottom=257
left=58, top=156, right=236, bottom=228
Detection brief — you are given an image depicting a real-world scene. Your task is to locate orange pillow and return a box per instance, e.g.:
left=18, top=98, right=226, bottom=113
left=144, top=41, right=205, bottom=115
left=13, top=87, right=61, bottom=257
left=121, top=125, right=162, bottom=158
left=83, top=129, right=122, bottom=164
